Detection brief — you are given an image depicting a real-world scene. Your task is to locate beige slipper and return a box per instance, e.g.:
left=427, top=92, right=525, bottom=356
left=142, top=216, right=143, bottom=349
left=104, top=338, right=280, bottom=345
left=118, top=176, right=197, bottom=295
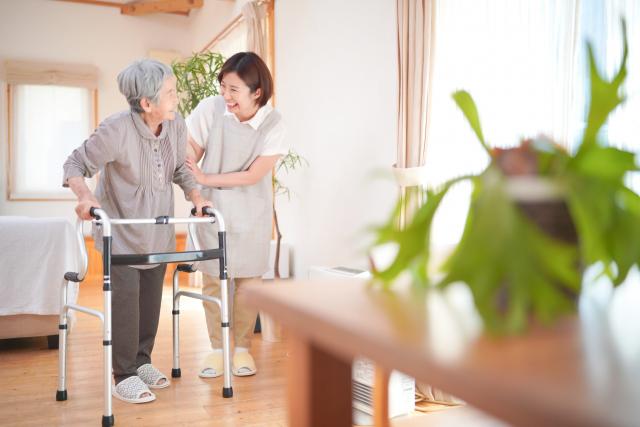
left=199, top=352, right=224, bottom=378
left=232, top=351, right=257, bottom=377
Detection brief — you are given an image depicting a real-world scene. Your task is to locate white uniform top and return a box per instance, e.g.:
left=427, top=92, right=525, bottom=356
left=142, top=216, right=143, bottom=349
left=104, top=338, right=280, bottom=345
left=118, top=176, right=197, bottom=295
left=186, top=95, right=286, bottom=278
left=187, top=97, right=287, bottom=156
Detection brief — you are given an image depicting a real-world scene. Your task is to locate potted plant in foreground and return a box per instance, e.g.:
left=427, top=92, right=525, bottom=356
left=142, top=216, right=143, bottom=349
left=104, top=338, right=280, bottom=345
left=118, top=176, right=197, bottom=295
left=371, top=23, right=640, bottom=334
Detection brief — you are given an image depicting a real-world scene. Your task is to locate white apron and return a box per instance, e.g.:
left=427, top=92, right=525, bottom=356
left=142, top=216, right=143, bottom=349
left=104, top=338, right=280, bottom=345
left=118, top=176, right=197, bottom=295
left=193, top=96, right=281, bottom=278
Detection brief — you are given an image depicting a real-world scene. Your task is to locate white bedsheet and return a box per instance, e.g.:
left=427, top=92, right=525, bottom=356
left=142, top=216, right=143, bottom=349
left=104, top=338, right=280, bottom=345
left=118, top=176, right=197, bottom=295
left=0, top=217, right=80, bottom=315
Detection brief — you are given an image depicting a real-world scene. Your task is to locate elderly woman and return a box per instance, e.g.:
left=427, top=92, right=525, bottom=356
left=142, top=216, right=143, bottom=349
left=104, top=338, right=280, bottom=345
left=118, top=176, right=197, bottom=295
left=63, top=59, right=210, bottom=404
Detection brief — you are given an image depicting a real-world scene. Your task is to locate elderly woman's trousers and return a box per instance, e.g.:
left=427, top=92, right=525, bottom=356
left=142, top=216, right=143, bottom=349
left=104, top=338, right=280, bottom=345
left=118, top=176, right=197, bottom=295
left=110, top=264, right=167, bottom=384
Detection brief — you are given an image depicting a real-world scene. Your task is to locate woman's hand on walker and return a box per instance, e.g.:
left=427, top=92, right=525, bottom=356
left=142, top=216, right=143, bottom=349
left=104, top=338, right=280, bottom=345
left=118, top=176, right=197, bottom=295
left=76, top=196, right=101, bottom=220
left=192, top=198, right=213, bottom=217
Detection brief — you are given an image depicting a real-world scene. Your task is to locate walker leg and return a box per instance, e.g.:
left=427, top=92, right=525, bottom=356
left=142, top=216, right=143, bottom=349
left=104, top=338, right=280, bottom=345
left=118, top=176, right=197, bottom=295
left=56, top=281, right=69, bottom=401
left=172, top=268, right=181, bottom=378
left=103, top=238, right=114, bottom=426
left=217, top=230, right=233, bottom=398
left=221, top=277, right=233, bottom=398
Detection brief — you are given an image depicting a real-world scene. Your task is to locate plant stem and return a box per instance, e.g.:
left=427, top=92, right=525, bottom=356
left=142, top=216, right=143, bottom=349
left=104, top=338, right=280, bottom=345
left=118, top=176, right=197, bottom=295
left=273, top=203, right=283, bottom=279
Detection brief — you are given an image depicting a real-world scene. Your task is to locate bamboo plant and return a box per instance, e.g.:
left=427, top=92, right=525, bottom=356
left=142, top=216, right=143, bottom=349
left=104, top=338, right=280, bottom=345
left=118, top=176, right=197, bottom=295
left=272, top=150, right=307, bottom=278
left=173, top=51, right=225, bottom=117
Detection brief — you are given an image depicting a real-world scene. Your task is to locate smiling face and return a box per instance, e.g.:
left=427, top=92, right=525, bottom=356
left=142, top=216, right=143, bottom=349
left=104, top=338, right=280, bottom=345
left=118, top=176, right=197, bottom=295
left=220, top=72, right=262, bottom=122
left=144, top=75, right=178, bottom=122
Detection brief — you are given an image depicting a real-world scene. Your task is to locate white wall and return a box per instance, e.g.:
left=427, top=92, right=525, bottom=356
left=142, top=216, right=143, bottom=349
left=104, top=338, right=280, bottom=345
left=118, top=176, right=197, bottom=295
left=274, top=0, right=398, bottom=277
left=0, top=0, right=235, bottom=222
left=0, top=0, right=400, bottom=278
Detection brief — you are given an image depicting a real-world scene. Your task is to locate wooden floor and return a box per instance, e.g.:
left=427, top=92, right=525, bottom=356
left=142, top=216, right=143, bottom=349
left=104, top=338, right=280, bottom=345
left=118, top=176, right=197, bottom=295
left=0, top=281, right=289, bottom=427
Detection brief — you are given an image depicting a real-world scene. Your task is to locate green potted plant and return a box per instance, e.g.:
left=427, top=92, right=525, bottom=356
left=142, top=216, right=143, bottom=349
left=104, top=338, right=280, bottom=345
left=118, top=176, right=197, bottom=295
left=173, top=51, right=226, bottom=117
left=272, top=150, right=307, bottom=278
left=172, top=51, right=307, bottom=279
left=371, top=23, right=639, bottom=334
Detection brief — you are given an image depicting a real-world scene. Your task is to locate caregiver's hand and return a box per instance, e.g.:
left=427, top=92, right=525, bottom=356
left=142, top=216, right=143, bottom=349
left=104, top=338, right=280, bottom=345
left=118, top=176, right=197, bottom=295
left=186, top=158, right=205, bottom=184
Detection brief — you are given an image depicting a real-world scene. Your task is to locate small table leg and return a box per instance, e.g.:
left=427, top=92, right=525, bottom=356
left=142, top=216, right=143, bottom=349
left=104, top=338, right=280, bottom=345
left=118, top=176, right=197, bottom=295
left=374, top=365, right=390, bottom=427
left=287, top=335, right=352, bottom=427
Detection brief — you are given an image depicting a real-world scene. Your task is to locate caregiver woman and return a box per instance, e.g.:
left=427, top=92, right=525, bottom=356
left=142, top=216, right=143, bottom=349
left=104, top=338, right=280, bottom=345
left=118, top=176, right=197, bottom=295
left=185, top=52, right=287, bottom=378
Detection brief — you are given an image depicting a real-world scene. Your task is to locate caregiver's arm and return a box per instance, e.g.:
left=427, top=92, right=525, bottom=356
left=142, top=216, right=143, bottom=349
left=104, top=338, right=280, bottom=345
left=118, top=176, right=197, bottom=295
left=187, top=135, right=205, bottom=162
left=186, top=155, right=280, bottom=188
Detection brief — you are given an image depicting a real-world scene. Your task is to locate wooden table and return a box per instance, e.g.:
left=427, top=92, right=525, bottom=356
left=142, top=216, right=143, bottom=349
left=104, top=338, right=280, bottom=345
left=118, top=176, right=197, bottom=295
left=245, top=278, right=640, bottom=427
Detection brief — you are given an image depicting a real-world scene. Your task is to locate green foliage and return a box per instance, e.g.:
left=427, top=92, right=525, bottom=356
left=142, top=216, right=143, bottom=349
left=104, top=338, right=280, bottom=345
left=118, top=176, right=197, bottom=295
left=580, top=19, right=628, bottom=151
left=371, top=20, right=639, bottom=333
left=172, top=51, right=226, bottom=117
left=371, top=177, right=471, bottom=288
left=273, top=149, right=308, bottom=200
left=451, top=91, right=491, bottom=156
left=439, top=167, right=580, bottom=334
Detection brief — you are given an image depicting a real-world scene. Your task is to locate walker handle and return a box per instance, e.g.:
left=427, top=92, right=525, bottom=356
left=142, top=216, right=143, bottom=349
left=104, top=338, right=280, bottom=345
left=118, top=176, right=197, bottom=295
left=89, top=207, right=101, bottom=218
left=191, top=206, right=215, bottom=217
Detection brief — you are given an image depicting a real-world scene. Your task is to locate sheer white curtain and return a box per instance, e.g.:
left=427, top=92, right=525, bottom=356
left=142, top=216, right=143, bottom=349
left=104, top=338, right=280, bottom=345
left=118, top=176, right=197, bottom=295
left=426, top=0, right=580, bottom=249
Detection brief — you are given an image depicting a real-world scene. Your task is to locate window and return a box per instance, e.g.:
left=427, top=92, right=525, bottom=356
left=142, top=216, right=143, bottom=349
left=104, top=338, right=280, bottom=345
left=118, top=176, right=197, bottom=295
left=425, top=0, right=580, bottom=249
left=216, top=20, right=248, bottom=59
left=5, top=60, right=97, bottom=200
left=424, top=0, right=640, bottom=250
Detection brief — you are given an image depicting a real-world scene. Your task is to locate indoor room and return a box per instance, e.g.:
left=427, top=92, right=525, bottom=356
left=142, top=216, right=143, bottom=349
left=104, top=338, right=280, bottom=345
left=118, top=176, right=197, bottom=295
left=1, top=1, right=639, bottom=426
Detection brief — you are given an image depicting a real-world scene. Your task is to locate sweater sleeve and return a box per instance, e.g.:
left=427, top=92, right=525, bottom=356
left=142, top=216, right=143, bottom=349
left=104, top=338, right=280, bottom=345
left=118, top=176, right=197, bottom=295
left=172, top=115, right=198, bottom=198
left=62, top=115, right=122, bottom=187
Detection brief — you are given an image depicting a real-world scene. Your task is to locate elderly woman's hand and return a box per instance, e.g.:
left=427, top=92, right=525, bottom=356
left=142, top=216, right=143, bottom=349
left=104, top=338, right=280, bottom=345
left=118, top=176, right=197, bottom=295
left=187, top=188, right=213, bottom=217
left=186, top=158, right=205, bottom=184
left=76, top=196, right=101, bottom=220
left=192, top=197, right=213, bottom=217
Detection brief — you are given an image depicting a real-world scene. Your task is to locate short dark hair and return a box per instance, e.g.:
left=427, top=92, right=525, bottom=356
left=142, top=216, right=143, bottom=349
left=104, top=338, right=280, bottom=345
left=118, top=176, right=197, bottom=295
left=218, top=52, right=273, bottom=107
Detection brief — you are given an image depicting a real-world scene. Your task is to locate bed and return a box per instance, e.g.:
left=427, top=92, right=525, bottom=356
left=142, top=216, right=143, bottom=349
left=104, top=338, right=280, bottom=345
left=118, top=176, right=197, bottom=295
left=0, top=217, right=80, bottom=348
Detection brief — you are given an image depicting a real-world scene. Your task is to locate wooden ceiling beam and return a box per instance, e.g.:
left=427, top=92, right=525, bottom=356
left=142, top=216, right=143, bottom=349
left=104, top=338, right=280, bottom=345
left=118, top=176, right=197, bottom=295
left=56, top=0, right=125, bottom=9
left=56, top=0, right=202, bottom=16
left=121, top=0, right=203, bottom=16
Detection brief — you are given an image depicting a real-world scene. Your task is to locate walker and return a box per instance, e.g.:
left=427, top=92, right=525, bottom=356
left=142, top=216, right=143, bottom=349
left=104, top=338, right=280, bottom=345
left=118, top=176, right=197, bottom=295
left=56, top=206, right=232, bottom=427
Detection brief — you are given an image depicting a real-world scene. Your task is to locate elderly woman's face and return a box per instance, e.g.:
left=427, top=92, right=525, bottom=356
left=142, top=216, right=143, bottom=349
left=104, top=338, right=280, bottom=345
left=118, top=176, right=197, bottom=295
left=148, top=76, right=178, bottom=121
left=220, top=72, right=261, bottom=120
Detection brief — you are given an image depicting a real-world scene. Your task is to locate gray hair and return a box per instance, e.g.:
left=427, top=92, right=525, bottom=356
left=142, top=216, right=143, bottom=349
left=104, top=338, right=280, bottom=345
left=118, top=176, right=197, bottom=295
left=117, top=59, right=173, bottom=113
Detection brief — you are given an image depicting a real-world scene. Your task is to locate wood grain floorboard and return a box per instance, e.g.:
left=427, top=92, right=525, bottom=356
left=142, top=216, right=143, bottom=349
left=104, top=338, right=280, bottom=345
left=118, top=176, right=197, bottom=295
left=0, top=281, right=289, bottom=426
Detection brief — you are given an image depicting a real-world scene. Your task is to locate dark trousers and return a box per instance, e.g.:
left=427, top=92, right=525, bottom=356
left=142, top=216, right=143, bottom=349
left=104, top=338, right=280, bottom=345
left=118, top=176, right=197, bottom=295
left=111, top=264, right=166, bottom=384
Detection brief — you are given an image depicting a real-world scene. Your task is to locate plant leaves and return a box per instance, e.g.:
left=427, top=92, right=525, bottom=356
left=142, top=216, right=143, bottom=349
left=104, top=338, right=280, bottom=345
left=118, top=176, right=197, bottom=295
left=371, top=176, right=471, bottom=288
left=438, top=167, right=580, bottom=333
left=579, top=19, right=628, bottom=152
left=452, top=90, right=492, bottom=155
left=369, top=18, right=639, bottom=335
left=172, top=51, right=225, bottom=117
left=571, top=145, right=637, bottom=183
